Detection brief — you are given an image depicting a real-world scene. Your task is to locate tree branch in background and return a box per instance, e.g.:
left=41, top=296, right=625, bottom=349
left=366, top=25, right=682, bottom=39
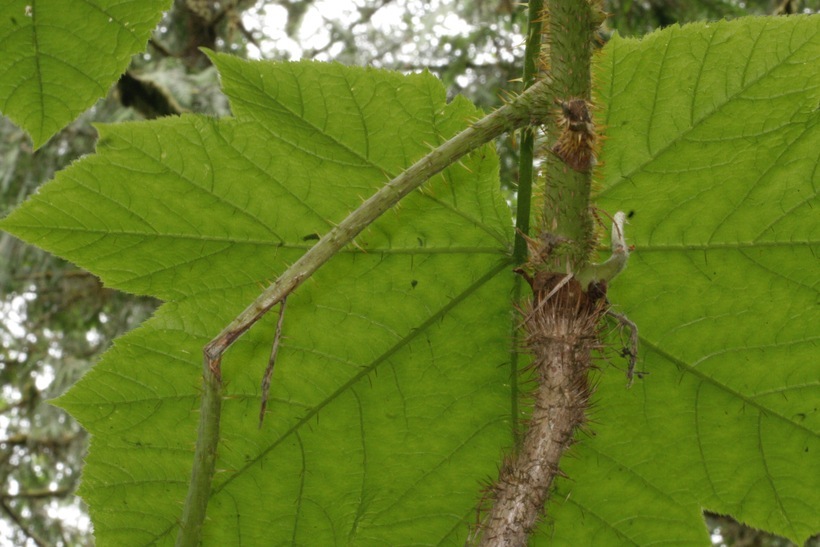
left=0, top=498, right=48, bottom=547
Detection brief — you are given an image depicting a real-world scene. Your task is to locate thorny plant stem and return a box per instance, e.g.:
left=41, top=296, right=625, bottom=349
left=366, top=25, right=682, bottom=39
left=474, top=1, right=610, bottom=545
left=475, top=213, right=630, bottom=545
left=541, top=0, right=602, bottom=272
left=478, top=276, right=606, bottom=546
left=175, top=76, right=555, bottom=547
left=510, top=0, right=545, bottom=452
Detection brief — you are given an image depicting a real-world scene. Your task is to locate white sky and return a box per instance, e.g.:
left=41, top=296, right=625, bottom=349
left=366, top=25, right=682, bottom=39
left=242, top=0, right=474, bottom=62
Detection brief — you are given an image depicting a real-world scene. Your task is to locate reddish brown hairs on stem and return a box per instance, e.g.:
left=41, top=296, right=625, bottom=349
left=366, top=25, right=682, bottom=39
left=473, top=270, right=608, bottom=545
left=552, top=98, right=597, bottom=172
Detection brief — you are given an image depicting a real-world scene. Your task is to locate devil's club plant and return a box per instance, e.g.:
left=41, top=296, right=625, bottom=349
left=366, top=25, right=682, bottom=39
left=0, top=2, right=817, bottom=545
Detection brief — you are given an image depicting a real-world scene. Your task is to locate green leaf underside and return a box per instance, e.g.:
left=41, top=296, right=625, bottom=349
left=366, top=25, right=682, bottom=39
left=2, top=56, right=516, bottom=544
left=1, top=16, right=817, bottom=547
left=548, top=16, right=818, bottom=545
left=0, top=0, right=170, bottom=148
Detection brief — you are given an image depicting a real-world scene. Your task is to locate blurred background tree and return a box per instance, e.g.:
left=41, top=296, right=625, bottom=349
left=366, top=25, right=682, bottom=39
left=1, top=0, right=817, bottom=545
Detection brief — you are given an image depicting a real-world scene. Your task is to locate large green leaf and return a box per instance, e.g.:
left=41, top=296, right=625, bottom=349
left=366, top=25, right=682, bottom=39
left=538, top=16, right=819, bottom=545
left=1, top=15, right=818, bottom=547
left=0, top=0, right=169, bottom=148
left=1, top=55, right=516, bottom=544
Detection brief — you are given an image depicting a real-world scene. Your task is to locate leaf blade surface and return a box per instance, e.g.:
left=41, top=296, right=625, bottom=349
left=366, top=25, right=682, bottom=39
left=0, top=0, right=169, bottom=147
left=1, top=56, right=517, bottom=544
left=541, top=16, right=820, bottom=545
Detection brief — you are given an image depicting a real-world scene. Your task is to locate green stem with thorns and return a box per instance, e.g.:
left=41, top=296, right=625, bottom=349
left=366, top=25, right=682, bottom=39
left=473, top=1, right=609, bottom=545
left=176, top=75, right=555, bottom=547
left=541, top=0, right=604, bottom=272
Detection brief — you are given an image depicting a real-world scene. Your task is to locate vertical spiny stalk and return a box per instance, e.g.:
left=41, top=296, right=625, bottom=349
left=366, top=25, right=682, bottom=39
left=540, top=0, right=604, bottom=272
left=472, top=2, right=607, bottom=545
left=479, top=274, right=606, bottom=546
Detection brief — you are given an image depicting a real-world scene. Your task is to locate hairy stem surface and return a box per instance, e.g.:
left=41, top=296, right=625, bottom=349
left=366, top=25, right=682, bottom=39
left=541, top=0, right=603, bottom=271
left=478, top=274, right=605, bottom=546
left=475, top=2, right=606, bottom=544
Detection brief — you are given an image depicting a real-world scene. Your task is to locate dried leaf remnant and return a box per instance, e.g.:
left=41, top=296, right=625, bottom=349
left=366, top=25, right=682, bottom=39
left=552, top=98, right=597, bottom=172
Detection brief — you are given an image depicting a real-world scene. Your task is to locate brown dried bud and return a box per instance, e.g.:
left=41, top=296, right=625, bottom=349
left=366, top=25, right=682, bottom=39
left=552, top=98, right=597, bottom=172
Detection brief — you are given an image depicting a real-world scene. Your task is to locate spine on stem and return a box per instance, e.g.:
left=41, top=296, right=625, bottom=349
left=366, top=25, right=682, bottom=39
left=479, top=269, right=607, bottom=546
left=473, top=1, right=608, bottom=544
left=539, top=0, right=606, bottom=273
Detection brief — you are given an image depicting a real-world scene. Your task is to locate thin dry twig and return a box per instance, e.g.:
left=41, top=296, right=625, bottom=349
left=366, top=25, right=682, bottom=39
left=259, top=297, right=287, bottom=428
left=607, top=309, right=639, bottom=386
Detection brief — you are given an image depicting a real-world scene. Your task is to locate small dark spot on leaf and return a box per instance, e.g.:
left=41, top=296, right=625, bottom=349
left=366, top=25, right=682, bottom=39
left=417, top=237, right=424, bottom=247
left=10, top=17, right=17, bottom=25
left=627, top=210, right=635, bottom=219
left=302, top=233, right=320, bottom=241
left=411, top=280, right=418, bottom=289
